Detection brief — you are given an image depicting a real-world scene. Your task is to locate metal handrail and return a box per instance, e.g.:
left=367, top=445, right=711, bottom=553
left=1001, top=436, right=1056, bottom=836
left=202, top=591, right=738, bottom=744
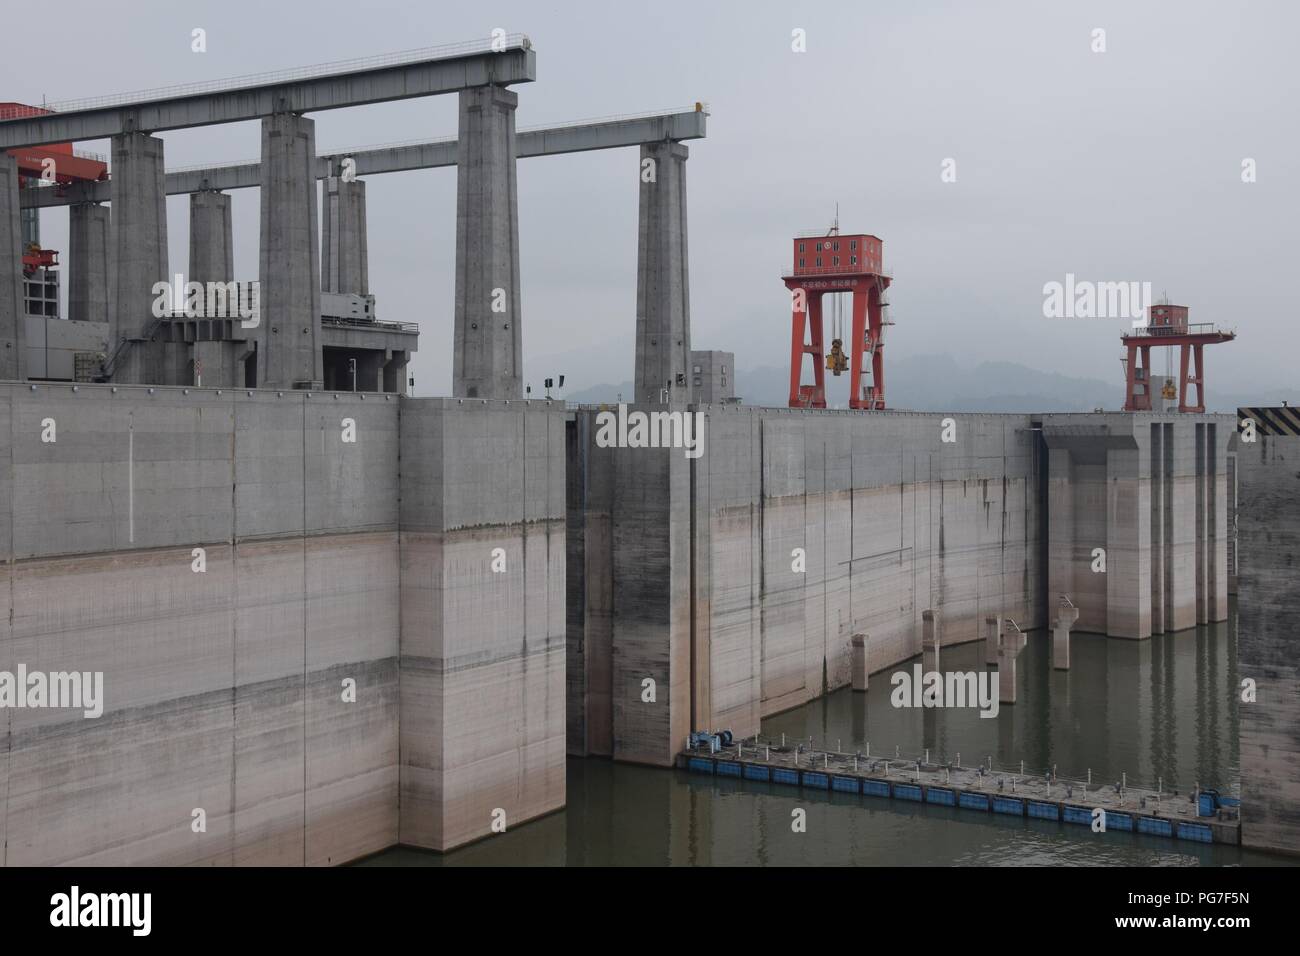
left=782, top=264, right=893, bottom=280
left=0, top=35, right=532, bottom=120
left=322, top=315, right=419, bottom=333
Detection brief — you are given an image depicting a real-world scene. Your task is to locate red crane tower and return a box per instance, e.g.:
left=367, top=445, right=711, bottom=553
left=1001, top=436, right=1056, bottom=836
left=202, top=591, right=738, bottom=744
left=784, top=227, right=892, bottom=409
left=1121, top=303, right=1235, bottom=413
left=1, top=102, right=109, bottom=276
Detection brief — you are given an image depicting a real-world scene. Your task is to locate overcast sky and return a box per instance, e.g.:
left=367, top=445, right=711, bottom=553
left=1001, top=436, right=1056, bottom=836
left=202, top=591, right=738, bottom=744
left=5, top=0, right=1297, bottom=401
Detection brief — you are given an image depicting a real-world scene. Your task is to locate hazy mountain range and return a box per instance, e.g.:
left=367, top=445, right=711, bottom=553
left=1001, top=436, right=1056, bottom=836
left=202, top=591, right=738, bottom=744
left=563, top=353, right=1294, bottom=413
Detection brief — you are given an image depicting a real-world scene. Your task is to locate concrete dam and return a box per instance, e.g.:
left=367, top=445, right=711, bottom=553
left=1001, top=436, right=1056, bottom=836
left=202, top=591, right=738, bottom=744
left=0, top=36, right=1291, bottom=865
left=0, top=383, right=1236, bottom=862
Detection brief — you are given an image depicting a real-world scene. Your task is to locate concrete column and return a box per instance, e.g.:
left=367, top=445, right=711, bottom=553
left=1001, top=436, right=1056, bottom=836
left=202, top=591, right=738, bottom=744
left=109, top=132, right=168, bottom=384
left=1046, top=447, right=1075, bottom=622
left=1106, top=441, right=1151, bottom=638
left=922, top=609, right=939, bottom=673
left=67, top=202, right=110, bottom=325
left=259, top=112, right=323, bottom=390
left=1150, top=423, right=1166, bottom=633
left=634, top=141, right=691, bottom=404
left=997, top=634, right=1021, bottom=705
left=452, top=85, right=521, bottom=401
left=1053, top=600, right=1079, bottom=670
left=851, top=633, right=868, bottom=691
left=321, top=175, right=368, bottom=294
left=189, top=190, right=233, bottom=286
left=0, top=155, right=25, bottom=380
left=984, top=615, right=1002, bottom=666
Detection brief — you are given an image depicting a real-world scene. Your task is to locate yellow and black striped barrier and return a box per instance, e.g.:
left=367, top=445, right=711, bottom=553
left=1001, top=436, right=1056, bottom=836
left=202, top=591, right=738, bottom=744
left=1238, top=406, right=1300, bottom=437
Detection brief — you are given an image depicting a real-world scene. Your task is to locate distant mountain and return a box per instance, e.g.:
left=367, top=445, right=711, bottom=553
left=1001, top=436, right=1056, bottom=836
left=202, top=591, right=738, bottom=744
left=564, top=355, right=1294, bottom=413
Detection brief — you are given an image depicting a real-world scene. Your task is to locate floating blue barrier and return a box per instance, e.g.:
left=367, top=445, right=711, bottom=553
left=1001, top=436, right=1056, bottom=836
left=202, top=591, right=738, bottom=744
left=1178, top=822, right=1213, bottom=844
left=1027, top=801, right=1059, bottom=821
left=772, top=768, right=800, bottom=787
left=1106, top=811, right=1133, bottom=831
left=992, top=797, right=1024, bottom=816
left=926, top=787, right=956, bottom=806
left=831, top=775, right=860, bottom=794
left=894, top=784, right=923, bottom=802
left=742, top=764, right=770, bottom=782
left=715, top=760, right=741, bottom=778
left=862, top=779, right=891, bottom=798
left=802, top=772, right=830, bottom=790
left=687, top=758, right=714, bottom=775
left=1138, top=816, right=1173, bottom=837
left=1062, top=805, right=1093, bottom=826
left=959, top=792, right=990, bottom=811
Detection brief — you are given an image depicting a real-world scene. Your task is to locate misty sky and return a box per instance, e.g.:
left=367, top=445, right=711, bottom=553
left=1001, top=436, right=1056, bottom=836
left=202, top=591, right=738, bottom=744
left=4, top=0, right=1297, bottom=402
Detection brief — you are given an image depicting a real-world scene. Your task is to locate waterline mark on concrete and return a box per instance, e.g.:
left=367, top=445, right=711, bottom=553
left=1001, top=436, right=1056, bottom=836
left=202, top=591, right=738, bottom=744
left=1042, top=273, right=1152, bottom=325
left=594, top=403, right=705, bottom=459
left=0, top=665, right=104, bottom=718
left=890, top=663, right=998, bottom=719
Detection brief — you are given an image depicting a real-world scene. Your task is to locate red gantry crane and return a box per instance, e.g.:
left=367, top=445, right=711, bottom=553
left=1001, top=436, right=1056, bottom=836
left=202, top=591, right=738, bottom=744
left=784, top=222, right=892, bottom=409
left=1121, top=302, right=1235, bottom=413
left=2, top=102, right=109, bottom=276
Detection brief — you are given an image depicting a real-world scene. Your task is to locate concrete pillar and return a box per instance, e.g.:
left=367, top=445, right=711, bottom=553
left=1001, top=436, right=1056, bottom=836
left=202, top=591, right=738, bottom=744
left=259, top=112, right=323, bottom=390
left=189, top=190, right=233, bottom=286
left=68, top=202, right=110, bottom=325
left=0, top=155, right=26, bottom=380
left=1053, top=600, right=1079, bottom=670
left=922, top=609, right=939, bottom=673
left=382, top=350, right=408, bottom=394
left=997, top=636, right=1020, bottom=705
left=984, top=615, right=1002, bottom=666
left=452, top=85, right=522, bottom=401
left=634, top=141, right=691, bottom=404
left=1107, top=441, right=1152, bottom=638
left=321, top=175, right=368, bottom=294
left=851, top=633, right=868, bottom=691
left=109, top=132, right=168, bottom=385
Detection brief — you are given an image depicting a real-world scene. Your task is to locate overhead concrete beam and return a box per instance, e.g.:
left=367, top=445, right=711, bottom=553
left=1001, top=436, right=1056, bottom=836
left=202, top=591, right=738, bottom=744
left=0, top=46, right=536, bottom=149
left=19, top=111, right=708, bottom=208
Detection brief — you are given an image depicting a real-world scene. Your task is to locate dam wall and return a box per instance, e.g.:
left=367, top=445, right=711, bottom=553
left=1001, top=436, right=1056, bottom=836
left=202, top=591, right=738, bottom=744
left=0, top=383, right=566, bottom=863
left=568, top=406, right=1048, bottom=766
left=567, top=407, right=1233, bottom=769
left=1237, top=425, right=1300, bottom=856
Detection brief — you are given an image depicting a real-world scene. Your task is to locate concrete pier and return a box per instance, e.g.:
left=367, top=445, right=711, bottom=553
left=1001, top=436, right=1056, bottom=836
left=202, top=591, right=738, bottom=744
left=452, top=86, right=522, bottom=401
left=634, top=141, right=692, bottom=403
left=259, top=112, right=323, bottom=389
left=998, top=634, right=1020, bottom=705
left=1237, top=415, right=1300, bottom=856
left=108, top=132, right=169, bottom=384
left=321, top=175, right=369, bottom=294
left=984, top=615, right=1001, bottom=665
left=0, top=155, right=25, bottom=380
left=189, top=190, right=234, bottom=285
left=68, top=203, right=110, bottom=325
left=851, top=633, right=869, bottom=691
left=922, top=609, right=940, bottom=673
left=1052, top=597, right=1079, bottom=670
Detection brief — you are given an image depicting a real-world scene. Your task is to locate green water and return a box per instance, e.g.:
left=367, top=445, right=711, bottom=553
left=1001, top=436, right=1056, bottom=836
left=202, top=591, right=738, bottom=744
left=367, top=608, right=1291, bottom=866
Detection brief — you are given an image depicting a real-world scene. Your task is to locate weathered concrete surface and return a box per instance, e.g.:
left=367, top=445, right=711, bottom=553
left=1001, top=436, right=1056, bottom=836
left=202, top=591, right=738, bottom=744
left=68, top=203, right=111, bottom=325
left=398, top=398, right=565, bottom=851
left=109, top=133, right=169, bottom=386
left=321, top=176, right=368, bottom=295
left=1237, top=430, right=1300, bottom=856
left=259, top=113, right=323, bottom=389
left=1043, top=414, right=1231, bottom=638
left=0, top=383, right=401, bottom=865
left=189, top=190, right=234, bottom=286
left=568, top=406, right=1044, bottom=762
left=452, top=87, right=522, bottom=401
left=635, top=142, right=692, bottom=404
left=0, top=155, right=26, bottom=380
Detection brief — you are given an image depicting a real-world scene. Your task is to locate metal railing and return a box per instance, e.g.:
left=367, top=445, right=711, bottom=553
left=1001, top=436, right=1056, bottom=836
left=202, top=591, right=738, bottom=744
left=781, top=263, right=893, bottom=280
left=322, top=315, right=419, bottom=333
left=0, top=35, right=532, bottom=121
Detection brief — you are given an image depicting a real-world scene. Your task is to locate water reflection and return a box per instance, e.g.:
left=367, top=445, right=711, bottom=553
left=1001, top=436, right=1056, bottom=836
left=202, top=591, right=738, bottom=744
left=367, top=608, right=1287, bottom=866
